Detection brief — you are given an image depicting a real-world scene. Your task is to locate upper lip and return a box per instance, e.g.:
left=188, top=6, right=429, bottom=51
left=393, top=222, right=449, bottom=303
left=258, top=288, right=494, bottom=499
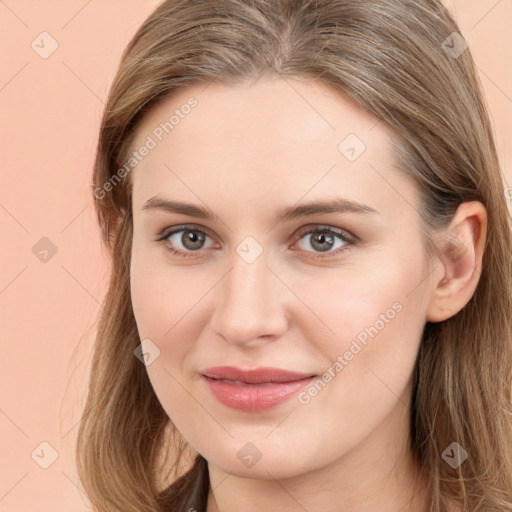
left=202, top=366, right=316, bottom=384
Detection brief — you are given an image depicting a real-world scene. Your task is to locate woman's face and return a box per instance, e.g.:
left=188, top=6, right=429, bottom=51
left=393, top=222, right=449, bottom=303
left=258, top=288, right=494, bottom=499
left=129, top=77, right=437, bottom=481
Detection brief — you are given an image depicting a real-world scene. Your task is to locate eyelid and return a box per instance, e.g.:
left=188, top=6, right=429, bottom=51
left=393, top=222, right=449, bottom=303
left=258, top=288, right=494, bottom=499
left=293, top=224, right=357, bottom=244
left=157, top=223, right=217, bottom=242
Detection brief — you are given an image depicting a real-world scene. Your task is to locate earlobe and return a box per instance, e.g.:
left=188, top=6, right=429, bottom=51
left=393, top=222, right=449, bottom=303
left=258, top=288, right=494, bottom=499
left=426, top=201, right=487, bottom=323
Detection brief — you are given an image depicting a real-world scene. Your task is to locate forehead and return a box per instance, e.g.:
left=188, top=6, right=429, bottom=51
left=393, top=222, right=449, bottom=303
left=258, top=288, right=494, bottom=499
left=128, top=77, right=418, bottom=220
left=130, top=77, right=388, bottom=157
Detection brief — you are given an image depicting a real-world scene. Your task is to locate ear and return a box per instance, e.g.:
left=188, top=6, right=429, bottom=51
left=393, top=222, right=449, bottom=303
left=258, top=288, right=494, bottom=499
left=426, top=201, right=487, bottom=323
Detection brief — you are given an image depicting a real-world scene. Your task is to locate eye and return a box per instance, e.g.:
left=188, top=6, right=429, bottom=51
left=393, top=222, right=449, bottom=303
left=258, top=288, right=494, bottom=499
left=292, top=225, right=355, bottom=259
left=156, top=224, right=356, bottom=260
left=157, top=225, right=216, bottom=258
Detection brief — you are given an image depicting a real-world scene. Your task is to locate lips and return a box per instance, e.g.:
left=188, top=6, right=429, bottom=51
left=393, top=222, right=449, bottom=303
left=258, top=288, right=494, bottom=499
left=201, top=366, right=317, bottom=412
left=202, top=366, right=316, bottom=383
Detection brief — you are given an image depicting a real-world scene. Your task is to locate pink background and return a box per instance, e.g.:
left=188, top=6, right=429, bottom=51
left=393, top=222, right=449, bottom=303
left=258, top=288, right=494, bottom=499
left=1, top=1, right=510, bottom=510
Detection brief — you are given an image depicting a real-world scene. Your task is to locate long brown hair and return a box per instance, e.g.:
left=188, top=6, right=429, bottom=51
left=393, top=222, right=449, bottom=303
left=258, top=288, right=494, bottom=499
left=76, top=1, right=512, bottom=510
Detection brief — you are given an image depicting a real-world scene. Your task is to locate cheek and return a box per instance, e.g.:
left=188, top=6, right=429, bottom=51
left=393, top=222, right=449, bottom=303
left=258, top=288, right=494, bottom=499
left=130, top=248, right=217, bottom=369
left=130, top=255, right=210, bottom=427
left=288, top=250, right=427, bottom=406
left=130, top=238, right=198, bottom=334
left=288, top=247, right=426, bottom=352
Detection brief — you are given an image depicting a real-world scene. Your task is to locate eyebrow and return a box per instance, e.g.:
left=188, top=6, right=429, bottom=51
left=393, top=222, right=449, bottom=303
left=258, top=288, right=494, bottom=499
left=141, top=196, right=379, bottom=223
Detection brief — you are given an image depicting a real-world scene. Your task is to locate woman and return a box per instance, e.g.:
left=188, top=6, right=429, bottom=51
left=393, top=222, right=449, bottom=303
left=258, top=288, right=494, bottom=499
left=76, top=1, right=512, bottom=511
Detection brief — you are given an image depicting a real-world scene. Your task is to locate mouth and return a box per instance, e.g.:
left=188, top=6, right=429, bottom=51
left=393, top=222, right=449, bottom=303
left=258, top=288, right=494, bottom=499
left=201, top=366, right=317, bottom=412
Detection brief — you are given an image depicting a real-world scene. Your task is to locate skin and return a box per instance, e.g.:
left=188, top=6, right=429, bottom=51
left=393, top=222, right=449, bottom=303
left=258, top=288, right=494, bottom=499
left=128, top=77, right=486, bottom=512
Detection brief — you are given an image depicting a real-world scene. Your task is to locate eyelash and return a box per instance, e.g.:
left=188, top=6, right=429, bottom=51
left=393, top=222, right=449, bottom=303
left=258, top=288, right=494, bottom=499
left=155, top=224, right=357, bottom=260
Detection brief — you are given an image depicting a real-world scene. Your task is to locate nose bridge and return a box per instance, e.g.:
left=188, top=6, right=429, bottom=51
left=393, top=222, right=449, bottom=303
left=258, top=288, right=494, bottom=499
left=211, top=248, right=287, bottom=345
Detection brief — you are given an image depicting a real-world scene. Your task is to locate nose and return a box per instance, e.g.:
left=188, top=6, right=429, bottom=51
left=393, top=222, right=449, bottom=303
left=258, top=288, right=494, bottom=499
left=209, top=250, right=289, bottom=348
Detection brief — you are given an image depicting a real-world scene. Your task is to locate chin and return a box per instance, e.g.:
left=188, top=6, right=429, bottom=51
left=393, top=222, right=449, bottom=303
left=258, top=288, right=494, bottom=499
left=210, top=455, right=308, bottom=481
left=201, top=435, right=325, bottom=481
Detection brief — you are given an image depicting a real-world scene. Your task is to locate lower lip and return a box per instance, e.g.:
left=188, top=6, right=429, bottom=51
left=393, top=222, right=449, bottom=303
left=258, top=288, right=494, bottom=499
left=202, top=375, right=315, bottom=412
